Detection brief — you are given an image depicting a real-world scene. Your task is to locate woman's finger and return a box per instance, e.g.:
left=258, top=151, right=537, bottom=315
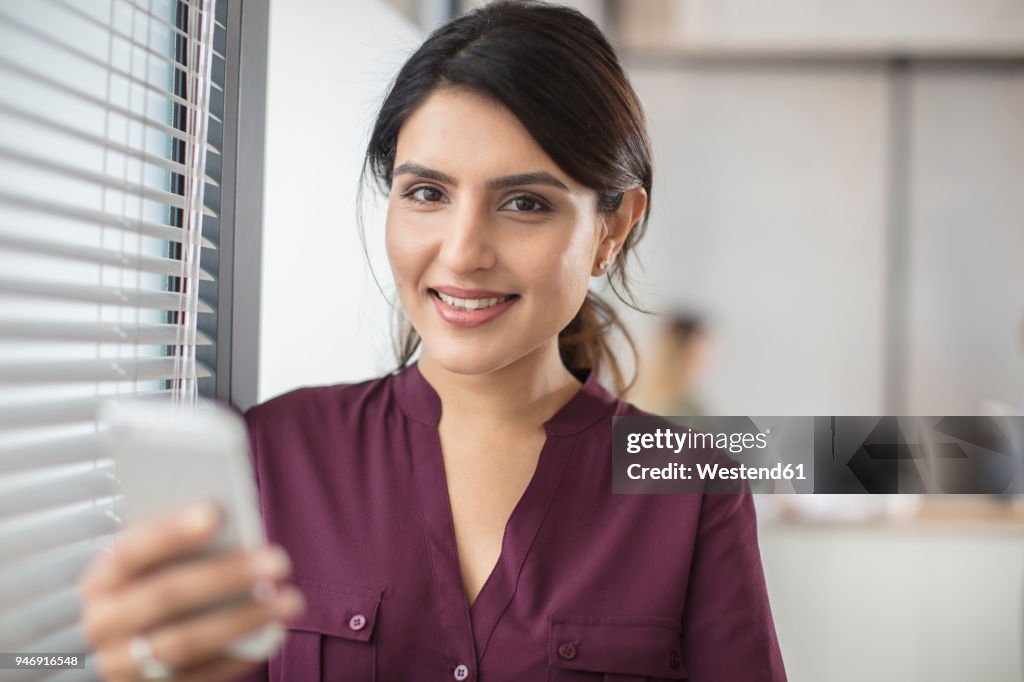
left=95, top=585, right=304, bottom=681
left=85, top=544, right=291, bottom=644
left=79, top=501, right=222, bottom=598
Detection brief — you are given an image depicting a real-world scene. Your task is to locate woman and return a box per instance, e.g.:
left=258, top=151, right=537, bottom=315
left=78, top=1, right=787, bottom=680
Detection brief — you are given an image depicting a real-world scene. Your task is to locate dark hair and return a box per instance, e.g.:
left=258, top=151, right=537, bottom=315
left=357, top=0, right=654, bottom=397
left=666, top=312, right=705, bottom=346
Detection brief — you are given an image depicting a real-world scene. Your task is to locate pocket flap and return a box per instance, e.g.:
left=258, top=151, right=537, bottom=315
left=549, top=613, right=687, bottom=678
left=287, top=576, right=382, bottom=642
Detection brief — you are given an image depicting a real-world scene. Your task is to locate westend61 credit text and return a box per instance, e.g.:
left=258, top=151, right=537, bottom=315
left=612, top=415, right=1024, bottom=494
left=624, top=427, right=802, bottom=482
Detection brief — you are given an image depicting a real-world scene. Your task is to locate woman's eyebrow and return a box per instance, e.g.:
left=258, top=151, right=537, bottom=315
left=489, top=171, right=570, bottom=192
left=393, top=163, right=455, bottom=185
left=393, top=162, right=570, bottom=192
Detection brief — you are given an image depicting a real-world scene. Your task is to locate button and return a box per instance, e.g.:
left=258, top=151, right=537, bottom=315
left=669, top=649, right=682, bottom=670
left=453, top=663, right=470, bottom=680
left=557, top=642, right=577, bottom=661
left=348, top=614, right=366, bottom=631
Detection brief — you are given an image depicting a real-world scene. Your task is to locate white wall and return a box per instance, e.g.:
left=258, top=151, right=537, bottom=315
left=906, top=67, right=1024, bottom=415
left=259, top=0, right=421, bottom=402
left=760, top=522, right=1024, bottom=682
left=618, top=0, right=1024, bottom=55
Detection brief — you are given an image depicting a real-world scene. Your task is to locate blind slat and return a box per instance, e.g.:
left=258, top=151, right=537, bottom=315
left=0, top=188, right=217, bottom=248
left=0, top=541, right=99, bottom=611
left=0, top=433, right=106, bottom=475
left=0, top=145, right=219, bottom=218
left=0, top=391, right=176, bottom=431
left=0, top=465, right=118, bottom=523
left=0, top=357, right=213, bottom=384
left=0, top=585, right=81, bottom=649
left=0, top=277, right=215, bottom=314
left=0, top=232, right=216, bottom=281
left=112, top=0, right=226, bottom=61
left=45, top=0, right=225, bottom=93
left=0, top=55, right=220, bottom=155
left=0, top=499, right=119, bottom=566
left=0, top=10, right=224, bottom=126
left=0, top=100, right=220, bottom=188
left=179, top=0, right=215, bottom=16
left=0, top=320, right=213, bottom=346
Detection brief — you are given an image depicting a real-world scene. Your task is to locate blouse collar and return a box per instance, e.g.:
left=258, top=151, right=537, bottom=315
left=392, top=360, right=618, bottom=437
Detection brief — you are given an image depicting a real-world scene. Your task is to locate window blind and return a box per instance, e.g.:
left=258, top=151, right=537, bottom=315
left=0, top=0, right=223, bottom=677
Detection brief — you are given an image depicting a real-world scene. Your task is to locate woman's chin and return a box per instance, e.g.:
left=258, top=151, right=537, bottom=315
left=418, top=338, right=521, bottom=377
left=421, top=350, right=505, bottom=377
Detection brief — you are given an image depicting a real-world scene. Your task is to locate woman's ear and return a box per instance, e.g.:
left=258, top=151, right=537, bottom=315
left=593, top=187, right=647, bottom=276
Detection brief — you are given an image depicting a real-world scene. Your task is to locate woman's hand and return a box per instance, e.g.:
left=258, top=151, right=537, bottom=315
left=77, top=501, right=306, bottom=681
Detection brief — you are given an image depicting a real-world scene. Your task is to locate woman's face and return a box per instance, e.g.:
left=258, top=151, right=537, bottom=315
left=385, top=87, right=606, bottom=376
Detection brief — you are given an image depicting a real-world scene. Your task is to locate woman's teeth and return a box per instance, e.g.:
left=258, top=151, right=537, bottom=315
left=435, top=290, right=514, bottom=311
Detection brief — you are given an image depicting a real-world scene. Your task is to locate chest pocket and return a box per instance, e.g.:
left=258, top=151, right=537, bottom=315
left=547, top=613, right=688, bottom=682
left=272, top=577, right=383, bottom=682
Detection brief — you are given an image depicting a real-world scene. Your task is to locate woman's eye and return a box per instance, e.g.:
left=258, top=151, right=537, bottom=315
left=503, top=195, right=550, bottom=213
left=403, top=186, right=445, bottom=204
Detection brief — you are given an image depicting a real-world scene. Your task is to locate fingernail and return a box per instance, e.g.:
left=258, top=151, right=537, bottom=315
left=273, top=587, right=305, bottom=618
left=184, top=501, right=218, bottom=532
left=249, top=546, right=290, bottom=578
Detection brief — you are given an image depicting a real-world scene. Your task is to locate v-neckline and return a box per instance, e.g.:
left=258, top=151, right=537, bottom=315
left=427, top=420, right=567, bottom=657
left=394, top=361, right=618, bottom=659
left=443, top=428, right=552, bottom=614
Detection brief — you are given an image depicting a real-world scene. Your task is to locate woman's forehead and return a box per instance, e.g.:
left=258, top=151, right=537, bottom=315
left=393, top=87, right=576, bottom=188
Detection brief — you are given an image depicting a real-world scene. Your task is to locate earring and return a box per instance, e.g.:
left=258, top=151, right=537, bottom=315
left=598, top=240, right=616, bottom=271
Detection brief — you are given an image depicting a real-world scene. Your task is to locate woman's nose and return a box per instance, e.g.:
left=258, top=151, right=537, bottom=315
left=437, top=200, right=496, bottom=274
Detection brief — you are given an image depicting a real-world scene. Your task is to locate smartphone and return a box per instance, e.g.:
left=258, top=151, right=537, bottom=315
left=98, top=395, right=283, bottom=662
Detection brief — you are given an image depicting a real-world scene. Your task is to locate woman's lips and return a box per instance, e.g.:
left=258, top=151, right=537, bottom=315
left=428, top=289, right=519, bottom=328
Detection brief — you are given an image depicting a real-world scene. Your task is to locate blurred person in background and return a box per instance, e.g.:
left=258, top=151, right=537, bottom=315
left=631, top=311, right=711, bottom=417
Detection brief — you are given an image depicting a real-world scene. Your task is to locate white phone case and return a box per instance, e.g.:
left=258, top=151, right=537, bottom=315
left=99, top=396, right=284, bottom=661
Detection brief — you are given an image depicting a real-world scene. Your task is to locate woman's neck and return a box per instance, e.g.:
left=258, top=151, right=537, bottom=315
left=417, top=344, right=582, bottom=433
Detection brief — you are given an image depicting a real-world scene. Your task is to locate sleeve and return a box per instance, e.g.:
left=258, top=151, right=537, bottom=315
left=680, top=484, right=788, bottom=681
left=241, top=406, right=263, bottom=504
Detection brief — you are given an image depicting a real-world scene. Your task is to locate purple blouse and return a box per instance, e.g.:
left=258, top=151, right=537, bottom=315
left=233, top=362, right=786, bottom=681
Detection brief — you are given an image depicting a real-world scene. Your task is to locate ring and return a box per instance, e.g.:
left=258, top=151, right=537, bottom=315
left=129, top=634, right=175, bottom=680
